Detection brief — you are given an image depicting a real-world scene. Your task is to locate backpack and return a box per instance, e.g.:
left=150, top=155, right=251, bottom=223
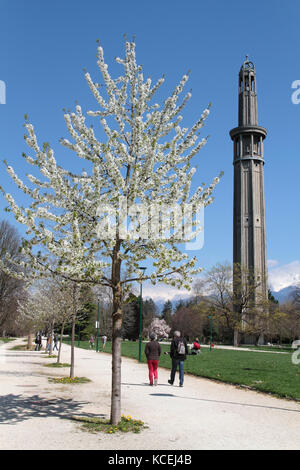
left=177, top=339, right=186, bottom=355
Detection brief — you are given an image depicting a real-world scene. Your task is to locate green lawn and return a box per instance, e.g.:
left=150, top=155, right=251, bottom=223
left=63, top=339, right=300, bottom=401
left=238, top=345, right=293, bottom=353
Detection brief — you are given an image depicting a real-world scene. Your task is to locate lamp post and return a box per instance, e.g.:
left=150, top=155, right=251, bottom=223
left=208, top=315, right=213, bottom=351
left=96, top=296, right=100, bottom=352
left=138, top=267, right=147, bottom=362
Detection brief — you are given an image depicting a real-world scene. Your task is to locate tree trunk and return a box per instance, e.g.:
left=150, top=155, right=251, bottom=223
left=233, top=328, right=239, bottom=347
left=70, top=315, right=76, bottom=378
left=110, top=243, right=122, bottom=426
left=27, top=333, right=33, bottom=350
left=110, top=286, right=123, bottom=425
left=257, top=333, right=265, bottom=346
left=57, top=322, right=65, bottom=364
left=49, top=336, right=53, bottom=355
left=49, top=321, right=54, bottom=356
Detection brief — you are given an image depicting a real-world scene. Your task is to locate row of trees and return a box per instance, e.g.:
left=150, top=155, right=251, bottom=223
left=2, top=220, right=299, bottom=350
left=162, top=295, right=300, bottom=346
left=159, top=263, right=300, bottom=346
left=0, top=219, right=163, bottom=348
left=1, top=220, right=299, bottom=349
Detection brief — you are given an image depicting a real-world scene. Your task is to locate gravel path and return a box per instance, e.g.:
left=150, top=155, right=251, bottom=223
left=0, top=338, right=299, bottom=450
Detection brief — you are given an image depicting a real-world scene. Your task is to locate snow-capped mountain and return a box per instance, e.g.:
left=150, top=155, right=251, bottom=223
left=271, top=285, right=299, bottom=304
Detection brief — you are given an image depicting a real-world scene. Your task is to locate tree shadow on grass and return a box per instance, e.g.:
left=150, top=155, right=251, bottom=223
left=0, top=394, right=106, bottom=425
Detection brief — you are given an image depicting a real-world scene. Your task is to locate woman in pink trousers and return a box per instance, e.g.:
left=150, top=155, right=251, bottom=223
left=144, top=332, right=161, bottom=386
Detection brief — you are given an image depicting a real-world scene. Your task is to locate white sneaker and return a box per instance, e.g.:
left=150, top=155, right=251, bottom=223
left=154, top=379, right=158, bottom=386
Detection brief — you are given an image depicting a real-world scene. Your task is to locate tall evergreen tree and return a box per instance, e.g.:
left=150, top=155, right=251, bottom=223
left=161, top=300, right=173, bottom=326
left=143, top=298, right=158, bottom=333
left=122, top=294, right=139, bottom=340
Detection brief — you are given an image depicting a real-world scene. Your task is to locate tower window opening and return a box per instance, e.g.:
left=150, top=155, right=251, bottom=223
left=258, top=140, right=261, bottom=155
left=251, top=76, right=255, bottom=92
left=236, top=139, right=240, bottom=157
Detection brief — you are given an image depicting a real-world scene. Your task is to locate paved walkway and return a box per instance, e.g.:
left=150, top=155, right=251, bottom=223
left=0, top=338, right=299, bottom=450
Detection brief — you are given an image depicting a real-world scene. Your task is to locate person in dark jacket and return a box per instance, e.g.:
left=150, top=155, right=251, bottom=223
left=168, top=330, right=188, bottom=387
left=35, top=333, right=42, bottom=351
left=53, top=334, right=59, bottom=351
left=144, top=332, right=161, bottom=386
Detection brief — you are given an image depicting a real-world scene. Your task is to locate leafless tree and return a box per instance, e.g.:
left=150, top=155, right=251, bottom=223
left=203, top=262, right=274, bottom=346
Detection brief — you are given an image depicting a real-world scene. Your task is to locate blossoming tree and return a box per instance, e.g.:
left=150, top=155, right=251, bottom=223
left=146, top=317, right=171, bottom=339
left=17, top=277, right=81, bottom=373
left=1, top=40, right=221, bottom=424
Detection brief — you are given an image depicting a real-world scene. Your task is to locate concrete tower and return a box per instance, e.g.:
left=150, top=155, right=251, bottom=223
left=229, top=57, right=268, bottom=340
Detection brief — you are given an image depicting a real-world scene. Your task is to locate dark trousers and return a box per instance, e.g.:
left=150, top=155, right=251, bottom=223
left=170, top=359, right=184, bottom=385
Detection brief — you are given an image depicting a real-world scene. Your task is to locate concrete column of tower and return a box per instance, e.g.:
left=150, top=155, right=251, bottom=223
left=229, top=56, right=268, bottom=344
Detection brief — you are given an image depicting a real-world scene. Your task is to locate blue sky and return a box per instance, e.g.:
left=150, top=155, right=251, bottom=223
left=0, top=0, right=299, bottom=298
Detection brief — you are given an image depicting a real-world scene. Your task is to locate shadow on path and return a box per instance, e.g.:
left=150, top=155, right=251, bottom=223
left=149, top=393, right=300, bottom=413
left=0, top=371, right=47, bottom=378
left=2, top=353, right=42, bottom=358
left=0, top=394, right=106, bottom=425
left=122, top=382, right=170, bottom=387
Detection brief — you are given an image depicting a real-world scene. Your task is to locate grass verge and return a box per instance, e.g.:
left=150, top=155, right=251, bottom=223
left=44, top=362, right=70, bottom=368
left=48, top=376, right=91, bottom=384
left=71, top=414, right=147, bottom=434
left=10, top=344, right=34, bottom=351
left=0, top=337, right=15, bottom=343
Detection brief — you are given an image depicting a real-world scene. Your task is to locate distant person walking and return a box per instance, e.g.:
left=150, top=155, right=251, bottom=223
left=53, top=334, right=59, bottom=351
left=46, top=334, right=51, bottom=353
left=89, top=335, right=95, bottom=349
left=144, top=332, right=161, bottom=386
left=102, top=335, right=107, bottom=350
left=168, top=331, right=188, bottom=387
left=35, top=333, right=42, bottom=351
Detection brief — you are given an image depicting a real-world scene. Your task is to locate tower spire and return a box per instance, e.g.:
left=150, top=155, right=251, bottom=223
left=238, top=55, right=257, bottom=126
